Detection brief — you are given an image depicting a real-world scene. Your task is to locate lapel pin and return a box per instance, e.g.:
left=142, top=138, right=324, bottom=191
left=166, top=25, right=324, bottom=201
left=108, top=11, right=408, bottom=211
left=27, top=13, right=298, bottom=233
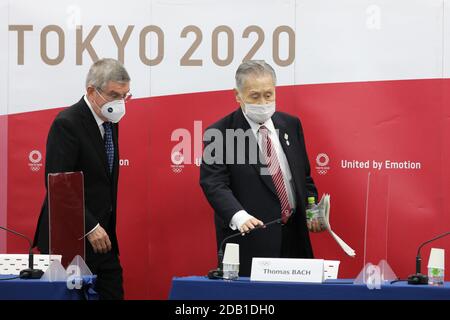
left=284, top=133, right=290, bottom=146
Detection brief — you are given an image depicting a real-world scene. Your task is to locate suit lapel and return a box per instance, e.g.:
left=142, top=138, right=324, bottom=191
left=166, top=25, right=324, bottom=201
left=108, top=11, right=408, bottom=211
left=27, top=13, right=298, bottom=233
left=233, top=108, right=277, bottom=196
left=78, top=98, right=111, bottom=180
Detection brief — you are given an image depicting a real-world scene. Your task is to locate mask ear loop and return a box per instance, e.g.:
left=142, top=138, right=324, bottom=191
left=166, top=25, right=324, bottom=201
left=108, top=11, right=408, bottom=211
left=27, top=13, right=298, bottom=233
left=91, top=94, right=103, bottom=115
left=95, top=88, right=109, bottom=103
left=238, top=95, right=247, bottom=113
left=89, top=89, right=110, bottom=122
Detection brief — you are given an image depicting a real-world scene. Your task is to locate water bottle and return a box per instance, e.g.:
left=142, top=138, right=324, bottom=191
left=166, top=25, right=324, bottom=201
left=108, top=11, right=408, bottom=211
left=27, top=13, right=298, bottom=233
left=428, top=267, right=444, bottom=286
left=306, top=196, right=319, bottom=229
left=427, top=248, right=445, bottom=286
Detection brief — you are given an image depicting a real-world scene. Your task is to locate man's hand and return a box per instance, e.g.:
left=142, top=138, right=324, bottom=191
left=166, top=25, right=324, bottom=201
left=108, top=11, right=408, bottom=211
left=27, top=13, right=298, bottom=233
left=239, top=218, right=264, bottom=235
left=87, top=225, right=112, bottom=254
left=308, top=218, right=327, bottom=233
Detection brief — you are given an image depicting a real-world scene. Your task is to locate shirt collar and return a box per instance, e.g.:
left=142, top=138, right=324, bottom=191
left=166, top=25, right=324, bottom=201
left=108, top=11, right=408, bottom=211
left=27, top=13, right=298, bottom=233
left=84, top=95, right=104, bottom=128
left=241, top=107, right=276, bottom=136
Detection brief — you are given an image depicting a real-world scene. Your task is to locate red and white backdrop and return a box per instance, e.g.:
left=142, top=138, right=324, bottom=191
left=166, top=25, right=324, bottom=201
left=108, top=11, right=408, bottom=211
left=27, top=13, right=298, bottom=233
left=1, top=0, right=450, bottom=299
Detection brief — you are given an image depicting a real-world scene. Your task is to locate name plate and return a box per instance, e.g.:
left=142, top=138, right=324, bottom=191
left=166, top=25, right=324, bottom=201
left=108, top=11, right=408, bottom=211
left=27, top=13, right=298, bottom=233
left=250, top=258, right=324, bottom=283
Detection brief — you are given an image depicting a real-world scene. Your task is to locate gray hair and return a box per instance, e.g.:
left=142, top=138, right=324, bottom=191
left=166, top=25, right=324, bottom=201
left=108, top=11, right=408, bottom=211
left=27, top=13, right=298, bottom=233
left=235, top=60, right=277, bottom=92
left=85, top=58, right=130, bottom=90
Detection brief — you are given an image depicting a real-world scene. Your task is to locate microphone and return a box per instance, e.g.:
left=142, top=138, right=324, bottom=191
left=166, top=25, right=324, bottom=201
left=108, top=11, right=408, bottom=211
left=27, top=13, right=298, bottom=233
left=0, top=226, right=44, bottom=279
left=407, top=230, right=450, bottom=285
left=208, top=217, right=283, bottom=279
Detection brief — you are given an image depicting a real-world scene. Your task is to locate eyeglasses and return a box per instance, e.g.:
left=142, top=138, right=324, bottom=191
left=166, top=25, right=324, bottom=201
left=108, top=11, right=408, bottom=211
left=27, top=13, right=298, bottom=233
left=96, top=87, right=133, bottom=102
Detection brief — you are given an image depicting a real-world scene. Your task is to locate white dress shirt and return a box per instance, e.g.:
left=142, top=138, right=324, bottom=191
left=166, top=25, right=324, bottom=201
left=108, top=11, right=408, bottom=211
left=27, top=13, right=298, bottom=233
left=84, top=95, right=105, bottom=138
left=83, top=95, right=103, bottom=236
left=229, top=110, right=297, bottom=230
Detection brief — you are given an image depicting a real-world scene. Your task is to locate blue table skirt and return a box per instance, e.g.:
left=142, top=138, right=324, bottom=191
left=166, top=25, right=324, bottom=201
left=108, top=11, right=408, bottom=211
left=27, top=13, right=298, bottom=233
left=0, top=275, right=98, bottom=300
left=169, top=276, right=450, bottom=300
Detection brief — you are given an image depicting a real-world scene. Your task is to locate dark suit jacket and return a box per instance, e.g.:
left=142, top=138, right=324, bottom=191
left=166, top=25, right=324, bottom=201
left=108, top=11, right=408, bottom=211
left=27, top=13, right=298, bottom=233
left=33, top=97, right=120, bottom=256
left=200, top=108, right=317, bottom=276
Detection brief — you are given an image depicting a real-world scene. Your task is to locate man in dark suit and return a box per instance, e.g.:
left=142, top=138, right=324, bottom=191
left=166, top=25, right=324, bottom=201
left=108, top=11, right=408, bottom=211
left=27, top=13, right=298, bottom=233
left=200, top=60, right=325, bottom=276
left=33, top=58, right=131, bottom=299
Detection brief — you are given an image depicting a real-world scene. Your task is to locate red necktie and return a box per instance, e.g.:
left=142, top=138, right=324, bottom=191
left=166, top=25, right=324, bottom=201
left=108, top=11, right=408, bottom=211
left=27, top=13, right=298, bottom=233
left=259, top=125, right=292, bottom=224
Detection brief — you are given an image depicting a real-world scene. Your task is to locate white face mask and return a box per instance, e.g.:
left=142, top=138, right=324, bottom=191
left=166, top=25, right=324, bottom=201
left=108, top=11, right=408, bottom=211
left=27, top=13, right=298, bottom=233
left=94, top=89, right=126, bottom=123
left=100, top=99, right=126, bottom=123
left=243, top=101, right=276, bottom=124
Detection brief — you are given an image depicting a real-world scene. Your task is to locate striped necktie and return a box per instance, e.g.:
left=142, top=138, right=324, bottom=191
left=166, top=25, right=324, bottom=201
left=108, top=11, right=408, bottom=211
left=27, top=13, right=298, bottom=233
left=102, top=122, right=114, bottom=174
left=258, top=125, right=292, bottom=224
